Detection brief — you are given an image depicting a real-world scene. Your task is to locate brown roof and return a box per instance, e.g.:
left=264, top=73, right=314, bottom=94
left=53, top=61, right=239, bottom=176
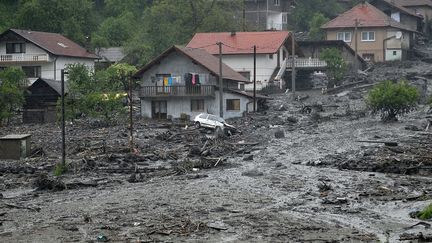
left=371, top=0, right=423, bottom=18
left=1, top=29, right=98, bottom=59
left=393, top=0, right=432, bottom=7
left=322, top=2, right=417, bottom=32
left=134, top=45, right=250, bottom=83
left=187, top=31, right=301, bottom=55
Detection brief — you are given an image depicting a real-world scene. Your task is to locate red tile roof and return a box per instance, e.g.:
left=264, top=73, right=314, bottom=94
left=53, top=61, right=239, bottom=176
left=134, top=45, right=250, bottom=83
left=186, top=31, right=293, bottom=55
left=322, top=2, right=416, bottom=32
left=3, top=29, right=98, bottom=59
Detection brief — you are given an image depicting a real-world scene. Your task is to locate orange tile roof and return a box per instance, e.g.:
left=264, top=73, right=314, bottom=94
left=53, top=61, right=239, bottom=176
left=186, top=31, right=292, bottom=55
left=322, top=2, right=415, bottom=32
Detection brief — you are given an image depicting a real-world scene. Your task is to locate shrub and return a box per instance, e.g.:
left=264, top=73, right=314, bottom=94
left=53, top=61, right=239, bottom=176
left=417, top=203, right=432, bottom=220
left=367, top=80, right=419, bottom=122
left=54, top=162, right=68, bottom=177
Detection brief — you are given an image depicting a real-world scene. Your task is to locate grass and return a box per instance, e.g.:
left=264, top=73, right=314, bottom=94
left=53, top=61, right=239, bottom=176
left=53, top=162, right=68, bottom=177
left=417, top=203, right=432, bottom=220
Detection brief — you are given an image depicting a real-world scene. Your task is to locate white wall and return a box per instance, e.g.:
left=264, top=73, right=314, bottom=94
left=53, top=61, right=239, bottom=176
left=221, top=52, right=279, bottom=91
left=385, top=49, right=402, bottom=61
left=140, top=91, right=254, bottom=120
left=267, top=12, right=283, bottom=30
left=54, top=56, right=95, bottom=81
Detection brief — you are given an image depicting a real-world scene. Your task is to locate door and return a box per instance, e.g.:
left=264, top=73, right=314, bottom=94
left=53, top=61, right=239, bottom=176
left=151, top=100, right=167, bottom=119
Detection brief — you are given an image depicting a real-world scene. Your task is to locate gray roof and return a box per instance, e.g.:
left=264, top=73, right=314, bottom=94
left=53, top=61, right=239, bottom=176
left=96, top=47, right=126, bottom=63
left=32, top=78, right=68, bottom=95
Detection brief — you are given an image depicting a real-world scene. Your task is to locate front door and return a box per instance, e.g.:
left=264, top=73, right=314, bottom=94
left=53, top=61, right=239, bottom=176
left=151, top=100, right=167, bottom=119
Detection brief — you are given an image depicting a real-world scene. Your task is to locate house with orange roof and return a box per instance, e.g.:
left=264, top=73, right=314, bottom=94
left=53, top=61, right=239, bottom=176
left=186, top=31, right=301, bottom=91
left=322, top=2, right=416, bottom=62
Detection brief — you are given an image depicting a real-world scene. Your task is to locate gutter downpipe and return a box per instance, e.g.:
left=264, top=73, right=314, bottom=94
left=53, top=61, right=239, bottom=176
left=383, top=35, right=396, bottom=62
left=53, top=56, right=58, bottom=80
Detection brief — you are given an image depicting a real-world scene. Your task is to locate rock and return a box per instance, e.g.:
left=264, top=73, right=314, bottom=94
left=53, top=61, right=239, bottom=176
left=33, top=174, right=66, bottom=191
left=286, top=116, right=298, bottom=123
left=274, top=129, right=285, bottom=139
left=242, top=169, right=264, bottom=177
left=207, top=221, right=229, bottom=230
left=243, top=154, right=254, bottom=161
left=405, top=125, right=422, bottom=131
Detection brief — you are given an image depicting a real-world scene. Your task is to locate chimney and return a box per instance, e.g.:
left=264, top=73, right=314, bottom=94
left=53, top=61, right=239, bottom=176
left=231, top=31, right=236, bottom=36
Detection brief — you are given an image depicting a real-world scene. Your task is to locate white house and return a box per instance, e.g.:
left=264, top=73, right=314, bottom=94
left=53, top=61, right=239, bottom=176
left=186, top=31, right=301, bottom=91
left=134, top=45, right=268, bottom=120
left=0, top=29, right=98, bottom=83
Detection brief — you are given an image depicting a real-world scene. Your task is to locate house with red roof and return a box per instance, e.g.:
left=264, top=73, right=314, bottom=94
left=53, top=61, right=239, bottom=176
left=0, top=29, right=98, bottom=83
left=186, top=31, right=301, bottom=91
left=134, top=45, right=267, bottom=120
left=322, top=2, right=416, bottom=62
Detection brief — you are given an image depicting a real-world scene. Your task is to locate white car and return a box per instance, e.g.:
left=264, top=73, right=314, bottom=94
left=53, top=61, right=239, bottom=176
left=193, top=113, right=238, bottom=134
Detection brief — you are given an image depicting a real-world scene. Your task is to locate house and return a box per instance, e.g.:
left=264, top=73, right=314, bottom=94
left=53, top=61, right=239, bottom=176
left=392, top=0, right=432, bottom=32
left=369, top=0, right=423, bottom=32
left=322, top=2, right=416, bottom=62
left=243, top=0, right=295, bottom=30
left=95, top=47, right=126, bottom=70
left=298, top=40, right=367, bottom=70
left=23, top=78, right=67, bottom=123
left=134, top=45, right=266, bottom=120
left=0, top=29, right=98, bottom=83
left=186, top=31, right=302, bottom=91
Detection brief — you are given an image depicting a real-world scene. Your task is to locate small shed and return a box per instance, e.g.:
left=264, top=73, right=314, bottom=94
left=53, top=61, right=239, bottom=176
left=23, top=78, right=67, bottom=123
left=0, top=134, right=31, bottom=160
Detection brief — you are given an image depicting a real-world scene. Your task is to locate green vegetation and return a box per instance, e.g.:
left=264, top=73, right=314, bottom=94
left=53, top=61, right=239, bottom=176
left=289, top=0, right=341, bottom=31
left=58, top=63, right=137, bottom=124
left=417, top=203, right=432, bottom=220
left=0, top=67, right=26, bottom=125
left=54, top=162, right=68, bottom=177
left=320, top=48, right=347, bottom=88
left=308, top=13, right=329, bottom=41
left=367, top=80, right=419, bottom=122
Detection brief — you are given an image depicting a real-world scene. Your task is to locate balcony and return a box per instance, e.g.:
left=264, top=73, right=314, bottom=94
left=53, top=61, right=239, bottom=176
left=286, top=58, right=327, bottom=70
left=0, top=54, right=49, bottom=63
left=140, top=85, right=215, bottom=98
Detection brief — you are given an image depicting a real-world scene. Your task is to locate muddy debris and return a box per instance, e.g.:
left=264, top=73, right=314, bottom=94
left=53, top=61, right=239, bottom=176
left=32, top=173, right=66, bottom=191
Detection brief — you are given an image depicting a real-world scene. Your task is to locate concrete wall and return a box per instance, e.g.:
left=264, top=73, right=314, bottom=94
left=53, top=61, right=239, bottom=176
left=140, top=91, right=253, bottom=120
left=325, top=27, right=410, bottom=62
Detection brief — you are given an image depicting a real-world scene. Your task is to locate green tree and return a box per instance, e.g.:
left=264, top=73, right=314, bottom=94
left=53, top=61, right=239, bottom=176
left=0, top=67, right=26, bottom=125
left=289, top=0, right=341, bottom=31
left=367, top=80, right=419, bottom=122
left=320, top=48, right=347, bottom=87
left=308, top=13, right=329, bottom=40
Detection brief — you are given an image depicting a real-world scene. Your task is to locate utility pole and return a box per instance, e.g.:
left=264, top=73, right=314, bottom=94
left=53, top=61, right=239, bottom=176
left=253, top=45, right=256, bottom=112
left=243, top=0, right=246, bottom=31
left=129, top=77, right=134, bottom=153
left=60, top=69, right=68, bottom=167
left=291, top=34, right=296, bottom=95
left=217, top=42, right=224, bottom=118
left=354, top=18, right=359, bottom=81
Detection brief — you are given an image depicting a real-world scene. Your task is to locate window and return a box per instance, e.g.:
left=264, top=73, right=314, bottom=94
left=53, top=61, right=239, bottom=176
left=238, top=71, right=251, bottom=80
left=393, top=51, right=397, bottom=56
left=239, top=83, right=245, bottom=91
left=361, top=31, right=375, bottom=41
left=362, top=53, right=375, bottom=62
left=191, top=99, right=204, bottom=112
left=269, top=54, right=274, bottom=59
left=274, top=0, right=280, bottom=6
left=226, top=99, right=240, bottom=111
left=22, top=66, right=41, bottom=78
left=6, top=43, right=25, bottom=54
left=337, top=32, right=352, bottom=42
left=282, top=13, right=288, bottom=24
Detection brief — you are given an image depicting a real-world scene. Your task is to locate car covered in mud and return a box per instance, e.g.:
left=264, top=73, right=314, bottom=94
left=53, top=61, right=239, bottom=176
left=193, top=113, right=239, bottom=135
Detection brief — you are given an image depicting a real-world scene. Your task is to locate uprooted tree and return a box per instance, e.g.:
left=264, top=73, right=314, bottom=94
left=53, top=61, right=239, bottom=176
left=58, top=63, right=137, bottom=124
left=320, top=48, right=347, bottom=88
left=0, top=67, right=26, bottom=125
left=367, top=80, right=419, bottom=122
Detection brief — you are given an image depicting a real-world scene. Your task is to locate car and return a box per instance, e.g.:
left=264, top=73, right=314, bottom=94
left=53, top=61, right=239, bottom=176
left=193, top=113, right=238, bottom=135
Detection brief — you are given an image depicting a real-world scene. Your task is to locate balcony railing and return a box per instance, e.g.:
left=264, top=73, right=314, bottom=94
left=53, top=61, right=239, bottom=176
left=286, top=58, right=327, bottom=69
left=140, top=85, right=215, bottom=98
left=0, top=54, right=49, bottom=63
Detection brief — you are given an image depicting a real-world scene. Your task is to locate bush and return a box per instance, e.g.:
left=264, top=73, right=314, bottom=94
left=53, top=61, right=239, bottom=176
left=417, top=203, right=432, bottom=220
left=54, top=163, right=68, bottom=177
left=0, top=67, right=26, bottom=125
left=367, top=80, right=419, bottom=122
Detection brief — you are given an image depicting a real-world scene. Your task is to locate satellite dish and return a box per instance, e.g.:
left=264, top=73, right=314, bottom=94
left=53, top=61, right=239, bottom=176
left=395, top=31, right=402, bottom=39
